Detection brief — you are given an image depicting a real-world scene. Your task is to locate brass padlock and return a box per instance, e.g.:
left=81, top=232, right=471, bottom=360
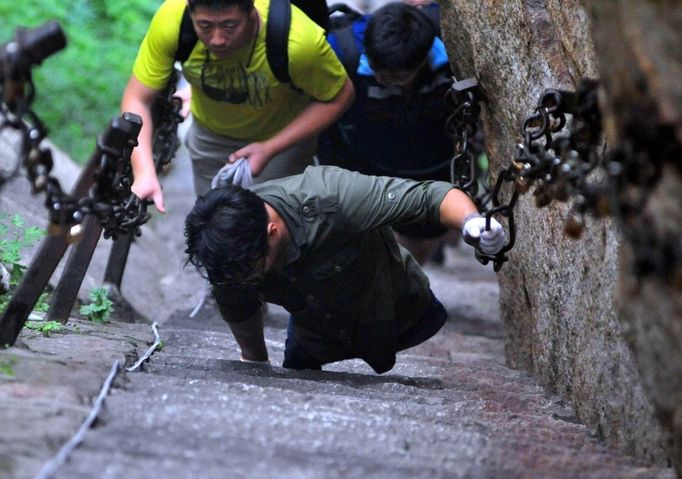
left=514, top=176, right=531, bottom=194
left=564, top=214, right=584, bottom=238
left=66, top=224, right=84, bottom=244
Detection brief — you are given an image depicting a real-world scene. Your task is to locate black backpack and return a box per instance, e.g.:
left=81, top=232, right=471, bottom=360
left=175, top=0, right=333, bottom=84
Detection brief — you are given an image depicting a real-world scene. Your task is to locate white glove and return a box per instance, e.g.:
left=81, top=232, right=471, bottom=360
left=462, top=214, right=506, bottom=255
left=211, top=157, right=253, bottom=189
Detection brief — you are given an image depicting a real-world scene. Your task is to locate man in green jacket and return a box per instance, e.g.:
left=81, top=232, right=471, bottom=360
left=184, top=166, right=505, bottom=373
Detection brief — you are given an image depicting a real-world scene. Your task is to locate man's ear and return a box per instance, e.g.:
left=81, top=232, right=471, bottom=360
left=266, top=222, right=278, bottom=237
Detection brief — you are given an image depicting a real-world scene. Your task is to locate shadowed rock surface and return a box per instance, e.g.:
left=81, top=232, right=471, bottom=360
left=2, top=246, right=675, bottom=479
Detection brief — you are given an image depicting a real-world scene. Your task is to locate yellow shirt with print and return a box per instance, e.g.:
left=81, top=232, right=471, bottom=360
left=132, top=0, right=347, bottom=141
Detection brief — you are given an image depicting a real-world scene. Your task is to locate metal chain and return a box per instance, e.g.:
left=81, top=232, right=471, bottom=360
left=445, top=76, right=681, bottom=283
left=1, top=22, right=150, bottom=241
left=444, top=78, right=603, bottom=270
left=151, top=67, right=184, bottom=172
left=445, top=78, right=515, bottom=271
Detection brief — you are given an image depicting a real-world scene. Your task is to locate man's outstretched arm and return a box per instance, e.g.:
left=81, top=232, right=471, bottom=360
left=437, top=188, right=480, bottom=229
left=121, top=75, right=165, bottom=213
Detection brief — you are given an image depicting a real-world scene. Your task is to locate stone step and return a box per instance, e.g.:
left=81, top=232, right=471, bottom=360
left=50, top=315, right=674, bottom=479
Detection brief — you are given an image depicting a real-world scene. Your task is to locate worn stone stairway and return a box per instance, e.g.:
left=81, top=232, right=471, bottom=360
left=49, top=248, right=674, bottom=479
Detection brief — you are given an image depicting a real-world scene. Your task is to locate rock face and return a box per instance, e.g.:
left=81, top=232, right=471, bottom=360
left=440, top=0, right=680, bottom=470
left=584, top=1, right=682, bottom=474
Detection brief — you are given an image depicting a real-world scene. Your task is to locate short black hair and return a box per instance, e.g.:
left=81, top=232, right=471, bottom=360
left=187, top=0, right=254, bottom=13
left=184, top=185, right=269, bottom=284
left=364, top=2, right=437, bottom=71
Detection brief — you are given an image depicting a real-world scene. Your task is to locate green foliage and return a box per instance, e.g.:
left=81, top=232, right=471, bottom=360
left=0, top=356, right=17, bottom=377
left=0, top=213, right=48, bottom=314
left=79, top=286, right=114, bottom=323
left=24, top=320, right=63, bottom=337
left=33, top=292, right=51, bottom=313
left=0, top=0, right=161, bottom=163
left=0, top=214, right=45, bottom=283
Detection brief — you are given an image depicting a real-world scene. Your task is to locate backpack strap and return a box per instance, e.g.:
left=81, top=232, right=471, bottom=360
left=266, top=0, right=292, bottom=83
left=176, top=7, right=198, bottom=63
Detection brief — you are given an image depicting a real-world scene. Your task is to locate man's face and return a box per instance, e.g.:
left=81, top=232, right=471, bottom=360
left=371, top=56, right=429, bottom=88
left=373, top=67, right=421, bottom=88
left=190, top=5, right=254, bottom=59
left=213, top=256, right=266, bottom=289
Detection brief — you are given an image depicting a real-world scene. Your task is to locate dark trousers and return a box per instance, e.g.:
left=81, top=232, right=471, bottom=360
left=282, top=291, right=448, bottom=371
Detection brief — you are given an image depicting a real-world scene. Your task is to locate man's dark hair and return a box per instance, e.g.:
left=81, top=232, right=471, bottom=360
left=364, top=2, right=437, bottom=71
left=187, top=0, right=254, bottom=13
left=184, top=185, right=269, bottom=284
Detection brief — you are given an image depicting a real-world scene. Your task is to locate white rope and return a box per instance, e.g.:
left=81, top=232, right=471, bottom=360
left=188, top=281, right=210, bottom=319
left=34, top=322, right=163, bottom=479
left=34, top=360, right=121, bottom=479
left=125, top=322, right=161, bottom=372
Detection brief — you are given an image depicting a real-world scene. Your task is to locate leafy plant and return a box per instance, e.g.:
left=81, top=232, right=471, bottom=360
left=33, top=291, right=51, bottom=313
left=0, top=214, right=45, bottom=285
left=24, top=320, right=63, bottom=337
left=0, top=356, right=17, bottom=377
left=79, top=287, right=114, bottom=323
left=0, top=213, right=48, bottom=314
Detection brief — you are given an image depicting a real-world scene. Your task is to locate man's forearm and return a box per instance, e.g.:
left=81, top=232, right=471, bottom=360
left=122, top=97, right=155, bottom=177
left=263, top=78, right=355, bottom=157
left=226, top=309, right=269, bottom=362
left=120, top=76, right=159, bottom=179
left=439, top=188, right=480, bottom=229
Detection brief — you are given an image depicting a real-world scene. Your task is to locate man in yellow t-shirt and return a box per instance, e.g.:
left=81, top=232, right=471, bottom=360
left=122, top=0, right=354, bottom=212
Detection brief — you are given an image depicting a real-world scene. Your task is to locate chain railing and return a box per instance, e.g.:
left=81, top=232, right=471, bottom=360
left=445, top=78, right=516, bottom=271
left=444, top=76, right=681, bottom=280
left=0, top=21, right=183, bottom=346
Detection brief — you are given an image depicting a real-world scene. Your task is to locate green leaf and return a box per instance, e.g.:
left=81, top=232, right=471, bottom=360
left=22, top=226, right=46, bottom=246
left=0, top=356, right=17, bottom=377
left=34, top=292, right=51, bottom=313
left=24, top=320, right=63, bottom=337
left=10, top=214, right=23, bottom=228
left=79, top=286, right=114, bottom=323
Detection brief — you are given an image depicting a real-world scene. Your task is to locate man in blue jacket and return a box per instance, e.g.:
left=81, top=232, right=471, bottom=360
left=317, top=2, right=458, bottom=265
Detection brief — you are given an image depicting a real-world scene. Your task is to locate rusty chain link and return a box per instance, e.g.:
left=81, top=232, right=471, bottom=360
left=151, top=67, right=184, bottom=172
left=445, top=76, right=681, bottom=281
left=445, top=78, right=515, bottom=271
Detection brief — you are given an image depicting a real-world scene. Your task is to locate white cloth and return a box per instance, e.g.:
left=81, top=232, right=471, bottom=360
left=210, top=158, right=253, bottom=189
